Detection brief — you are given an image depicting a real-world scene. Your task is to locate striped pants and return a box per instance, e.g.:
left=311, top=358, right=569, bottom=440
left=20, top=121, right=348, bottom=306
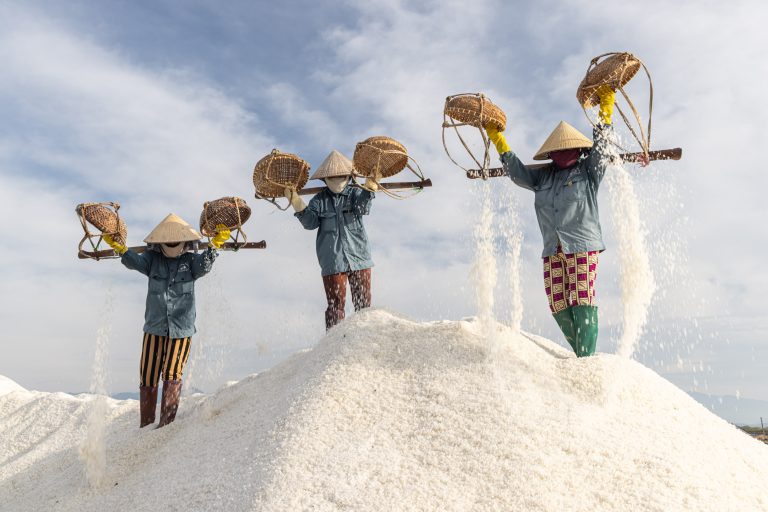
left=139, top=333, right=192, bottom=387
left=543, top=247, right=599, bottom=314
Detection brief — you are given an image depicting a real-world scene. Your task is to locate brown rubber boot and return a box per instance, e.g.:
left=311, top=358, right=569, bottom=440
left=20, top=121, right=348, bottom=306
left=156, top=379, right=183, bottom=428
left=139, top=386, right=158, bottom=427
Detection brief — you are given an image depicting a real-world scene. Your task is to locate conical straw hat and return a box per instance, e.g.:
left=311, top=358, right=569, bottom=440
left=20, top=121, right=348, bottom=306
left=144, top=213, right=202, bottom=243
left=533, top=121, right=593, bottom=161
left=309, top=150, right=357, bottom=180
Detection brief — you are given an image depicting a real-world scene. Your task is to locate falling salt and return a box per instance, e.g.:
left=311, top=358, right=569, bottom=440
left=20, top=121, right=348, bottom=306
left=186, top=264, right=236, bottom=394
left=603, top=134, right=656, bottom=359
left=78, top=282, right=114, bottom=487
left=495, top=183, right=524, bottom=334
left=470, top=182, right=497, bottom=334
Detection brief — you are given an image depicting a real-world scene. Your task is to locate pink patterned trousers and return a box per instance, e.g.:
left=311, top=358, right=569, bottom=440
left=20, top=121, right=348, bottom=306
left=543, top=247, right=599, bottom=314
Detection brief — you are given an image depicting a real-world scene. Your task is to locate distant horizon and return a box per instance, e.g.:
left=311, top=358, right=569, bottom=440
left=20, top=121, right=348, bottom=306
left=43, top=378, right=767, bottom=428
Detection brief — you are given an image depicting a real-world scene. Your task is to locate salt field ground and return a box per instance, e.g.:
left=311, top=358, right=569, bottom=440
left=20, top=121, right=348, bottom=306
left=2, top=309, right=767, bottom=511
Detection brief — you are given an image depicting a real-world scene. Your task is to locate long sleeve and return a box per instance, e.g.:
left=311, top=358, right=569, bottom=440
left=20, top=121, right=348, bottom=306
left=120, top=249, right=152, bottom=276
left=295, top=195, right=322, bottom=230
left=585, top=123, right=614, bottom=185
left=350, top=188, right=373, bottom=215
left=191, top=247, right=217, bottom=279
left=501, top=151, right=540, bottom=191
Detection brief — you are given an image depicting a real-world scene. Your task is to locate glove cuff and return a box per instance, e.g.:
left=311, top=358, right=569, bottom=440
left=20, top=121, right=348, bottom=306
left=493, top=133, right=510, bottom=155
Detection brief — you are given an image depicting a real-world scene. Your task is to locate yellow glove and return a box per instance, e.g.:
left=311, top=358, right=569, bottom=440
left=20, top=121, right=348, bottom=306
left=103, top=234, right=127, bottom=255
left=284, top=187, right=307, bottom=212
left=209, top=224, right=230, bottom=249
left=485, top=124, right=510, bottom=155
left=597, top=85, right=615, bottom=125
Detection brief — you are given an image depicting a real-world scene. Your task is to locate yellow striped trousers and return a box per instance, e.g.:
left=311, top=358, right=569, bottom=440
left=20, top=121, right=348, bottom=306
left=140, top=333, right=192, bottom=387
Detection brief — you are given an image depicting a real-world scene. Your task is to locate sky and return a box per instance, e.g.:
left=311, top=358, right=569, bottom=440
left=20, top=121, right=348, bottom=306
left=0, top=0, right=766, bottom=409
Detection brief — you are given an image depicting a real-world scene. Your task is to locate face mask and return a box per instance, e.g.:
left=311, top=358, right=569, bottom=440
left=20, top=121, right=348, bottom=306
left=325, top=176, right=349, bottom=194
left=161, top=242, right=186, bottom=258
left=550, top=149, right=581, bottom=170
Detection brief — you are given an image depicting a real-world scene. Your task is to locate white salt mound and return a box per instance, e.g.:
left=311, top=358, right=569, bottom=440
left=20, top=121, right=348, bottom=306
left=1, top=309, right=767, bottom=511
left=0, top=375, right=26, bottom=396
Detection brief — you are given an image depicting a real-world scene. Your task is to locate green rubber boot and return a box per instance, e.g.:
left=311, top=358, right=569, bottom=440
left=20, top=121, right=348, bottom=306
left=572, top=305, right=598, bottom=357
left=553, top=308, right=578, bottom=354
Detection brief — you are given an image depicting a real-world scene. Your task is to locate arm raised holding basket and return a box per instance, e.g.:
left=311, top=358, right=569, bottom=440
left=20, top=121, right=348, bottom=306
left=208, top=224, right=231, bottom=249
left=362, top=177, right=379, bottom=192
left=284, top=187, right=307, bottom=212
left=103, top=234, right=128, bottom=255
left=485, top=124, right=510, bottom=155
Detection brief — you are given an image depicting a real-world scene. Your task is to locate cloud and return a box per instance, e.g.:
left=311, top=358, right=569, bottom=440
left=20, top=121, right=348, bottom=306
left=0, top=0, right=766, bottom=401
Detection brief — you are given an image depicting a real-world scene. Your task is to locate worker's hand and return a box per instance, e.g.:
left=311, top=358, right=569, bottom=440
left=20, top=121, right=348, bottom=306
left=363, top=170, right=381, bottom=192
left=209, top=224, right=230, bottom=249
left=102, top=234, right=127, bottom=255
left=284, top=187, right=307, bottom=212
left=363, top=178, right=379, bottom=192
left=485, top=123, right=510, bottom=155
left=596, top=85, right=615, bottom=125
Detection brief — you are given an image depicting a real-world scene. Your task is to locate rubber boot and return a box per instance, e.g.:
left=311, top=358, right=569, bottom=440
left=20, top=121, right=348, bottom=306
left=156, top=379, right=182, bottom=428
left=572, top=305, right=598, bottom=357
left=553, top=308, right=578, bottom=354
left=139, top=386, right=158, bottom=428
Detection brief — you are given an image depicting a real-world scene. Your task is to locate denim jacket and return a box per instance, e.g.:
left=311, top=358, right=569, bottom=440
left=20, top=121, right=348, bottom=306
left=121, top=247, right=216, bottom=338
left=295, top=185, right=374, bottom=276
left=502, top=125, right=613, bottom=257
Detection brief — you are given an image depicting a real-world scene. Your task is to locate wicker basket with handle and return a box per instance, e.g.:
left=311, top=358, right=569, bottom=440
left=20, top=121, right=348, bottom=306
left=444, top=93, right=506, bottom=131
left=76, top=202, right=127, bottom=245
left=577, top=51, right=653, bottom=161
left=442, top=92, right=507, bottom=178
left=199, top=197, right=251, bottom=237
left=353, top=136, right=409, bottom=179
left=253, top=149, right=310, bottom=199
left=577, top=52, right=642, bottom=108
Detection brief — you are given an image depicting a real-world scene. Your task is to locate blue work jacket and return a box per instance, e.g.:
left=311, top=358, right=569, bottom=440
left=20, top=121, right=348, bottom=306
left=295, top=185, right=374, bottom=276
left=502, top=125, right=612, bottom=257
left=121, top=247, right=216, bottom=338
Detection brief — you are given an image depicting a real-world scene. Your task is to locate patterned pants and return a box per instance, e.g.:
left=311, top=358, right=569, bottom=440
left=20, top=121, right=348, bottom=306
left=139, top=333, right=192, bottom=387
left=322, top=268, right=372, bottom=330
left=543, top=247, right=599, bottom=314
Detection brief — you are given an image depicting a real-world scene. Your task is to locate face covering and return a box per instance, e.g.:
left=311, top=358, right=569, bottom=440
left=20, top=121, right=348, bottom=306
left=161, top=242, right=186, bottom=258
left=550, top=149, right=581, bottom=170
left=325, top=176, right=349, bottom=194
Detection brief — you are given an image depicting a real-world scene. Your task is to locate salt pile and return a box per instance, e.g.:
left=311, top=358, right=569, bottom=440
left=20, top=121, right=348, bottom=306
left=2, top=309, right=767, bottom=511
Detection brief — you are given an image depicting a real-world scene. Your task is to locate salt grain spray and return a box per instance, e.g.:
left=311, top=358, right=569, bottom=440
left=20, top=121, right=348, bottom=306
left=78, top=284, right=113, bottom=487
left=186, top=265, right=231, bottom=394
left=471, top=182, right=497, bottom=335
left=472, top=179, right=533, bottom=425
left=603, top=137, right=656, bottom=358
left=495, top=186, right=524, bottom=334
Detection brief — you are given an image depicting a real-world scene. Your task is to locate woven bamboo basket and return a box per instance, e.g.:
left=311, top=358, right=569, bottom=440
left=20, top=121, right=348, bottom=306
left=199, top=197, right=251, bottom=237
left=76, top=203, right=127, bottom=245
left=577, top=52, right=641, bottom=108
left=353, top=136, right=409, bottom=179
left=253, top=149, right=310, bottom=198
left=444, top=93, right=506, bottom=131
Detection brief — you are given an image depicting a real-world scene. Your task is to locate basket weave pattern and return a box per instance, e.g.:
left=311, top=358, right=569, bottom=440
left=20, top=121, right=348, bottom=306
left=76, top=203, right=127, bottom=245
left=199, top=197, right=251, bottom=237
left=353, top=136, right=409, bottom=179
left=444, top=94, right=506, bottom=131
left=577, top=52, right=641, bottom=108
left=253, top=150, right=310, bottom=198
